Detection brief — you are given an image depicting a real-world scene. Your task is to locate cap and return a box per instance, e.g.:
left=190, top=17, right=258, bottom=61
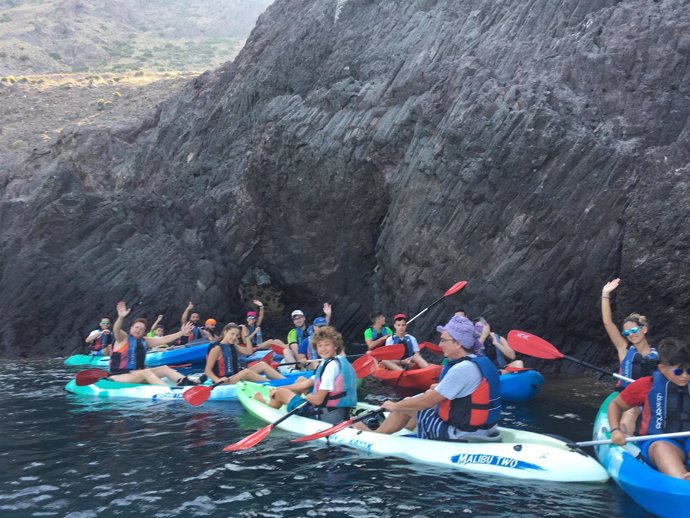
left=205, top=318, right=217, bottom=326
left=291, top=310, right=305, bottom=318
left=247, top=311, right=257, bottom=319
left=436, top=316, right=476, bottom=350
left=313, top=317, right=327, bottom=327
left=393, top=313, right=407, bottom=321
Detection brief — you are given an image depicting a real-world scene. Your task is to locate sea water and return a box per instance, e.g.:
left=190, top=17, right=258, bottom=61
left=0, top=361, right=653, bottom=517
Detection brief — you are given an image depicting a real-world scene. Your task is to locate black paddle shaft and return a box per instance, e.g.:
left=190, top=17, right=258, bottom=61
left=562, top=354, right=619, bottom=377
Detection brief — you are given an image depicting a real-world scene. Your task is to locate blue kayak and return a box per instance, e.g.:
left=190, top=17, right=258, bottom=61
left=593, top=392, right=690, bottom=518
left=499, top=369, right=544, bottom=402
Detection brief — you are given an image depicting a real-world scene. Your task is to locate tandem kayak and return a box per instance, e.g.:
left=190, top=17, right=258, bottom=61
left=65, top=371, right=312, bottom=401
left=373, top=365, right=543, bottom=402
left=593, top=392, right=690, bottom=518
left=233, top=381, right=608, bottom=482
left=64, top=342, right=276, bottom=368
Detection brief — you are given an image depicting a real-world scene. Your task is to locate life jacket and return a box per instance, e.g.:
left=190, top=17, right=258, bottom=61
left=90, top=330, right=114, bottom=352
left=208, top=342, right=239, bottom=378
left=437, top=356, right=501, bottom=431
left=109, top=335, right=147, bottom=373
left=642, top=371, right=690, bottom=435
left=246, top=324, right=262, bottom=347
left=368, top=326, right=390, bottom=341
left=312, top=357, right=358, bottom=409
left=301, top=336, right=318, bottom=361
left=481, top=336, right=507, bottom=369
left=391, top=334, right=415, bottom=359
left=290, top=325, right=313, bottom=345
left=618, top=346, right=659, bottom=388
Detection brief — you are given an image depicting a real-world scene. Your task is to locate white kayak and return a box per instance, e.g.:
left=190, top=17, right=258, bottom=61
left=234, top=381, right=609, bottom=483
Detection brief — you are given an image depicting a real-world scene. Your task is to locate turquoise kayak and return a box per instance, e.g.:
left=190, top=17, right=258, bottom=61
left=64, top=341, right=276, bottom=368
left=593, top=392, right=690, bottom=518
left=65, top=371, right=313, bottom=401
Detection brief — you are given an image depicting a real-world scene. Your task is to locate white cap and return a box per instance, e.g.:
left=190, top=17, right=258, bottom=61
left=291, top=309, right=305, bottom=318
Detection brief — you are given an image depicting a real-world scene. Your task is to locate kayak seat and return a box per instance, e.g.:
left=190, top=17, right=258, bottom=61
left=447, top=431, right=504, bottom=444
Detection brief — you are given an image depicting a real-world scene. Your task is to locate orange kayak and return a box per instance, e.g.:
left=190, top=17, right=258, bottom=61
left=372, top=365, right=443, bottom=390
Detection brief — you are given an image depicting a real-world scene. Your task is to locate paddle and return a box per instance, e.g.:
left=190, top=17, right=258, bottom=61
left=420, top=341, right=442, bottom=354
left=75, top=368, right=110, bottom=386
left=506, top=330, right=634, bottom=383
left=571, top=430, right=690, bottom=448
left=247, top=351, right=275, bottom=368
left=406, top=280, right=467, bottom=325
left=277, top=344, right=406, bottom=367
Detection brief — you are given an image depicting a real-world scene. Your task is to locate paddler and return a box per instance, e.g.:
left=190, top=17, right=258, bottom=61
left=608, top=337, right=690, bottom=480
left=281, top=302, right=332, bottom=367
left=355, top=316, right=502, bottom=442
left=203, top=323, right=285, bottom=384
left=474, top=318, right=525, bottom=372
left=379, top=313, right=429, bottom=370
left=178, top=301, right=205, bottom=345
left=254, top=326, right=357, bottom=424
left=109, top=301, right=199, bottom=386
left=84, top=316, right=114, bottom=356
left=364, top=311, right=393, bottom=350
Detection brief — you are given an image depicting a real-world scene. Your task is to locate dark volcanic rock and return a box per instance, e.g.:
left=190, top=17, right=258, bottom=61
left=1, top=0, right=689, bottom=370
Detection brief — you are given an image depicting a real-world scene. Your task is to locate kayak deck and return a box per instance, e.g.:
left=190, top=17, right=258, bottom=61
left=593, top=392, right=690, bottom=518
left=233, top=381, right=608, bottom=483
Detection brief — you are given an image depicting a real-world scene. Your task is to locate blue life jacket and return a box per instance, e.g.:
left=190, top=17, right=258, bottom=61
left=313, top=357, right=357, bottom=409
left=90, top=330, right=114, bottom=353
left=391, top=334, right=415, bottom=359
left=438, top=356, right=501, bottom=431
left=644, top=371, right=690, bottom=435
left=368, top=326, right=390, bottom=341
left=246, top=324, right=263, bottom=347
left=619, top=346, right=659, bottom=388
left=300, top=335, right=318, bottom=360
left=110, top=335, right=147, bottom=373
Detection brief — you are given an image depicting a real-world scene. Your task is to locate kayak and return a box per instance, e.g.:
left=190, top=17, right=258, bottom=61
left=65, top=371, right=312, bottom=401
left=373, top=365, right=544, bottom=402
left=593, top=392, right=690, bottom=518
left=234, top=381, right=609, bottom=482
left=64, top=341, right=275, bottom=368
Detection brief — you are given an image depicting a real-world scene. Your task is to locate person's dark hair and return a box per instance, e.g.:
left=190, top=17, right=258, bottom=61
left=223, top=322, right=240, bottom=333
left=133, top=318, right=148, bottom=326
left=658, top=337, right=690, bottom=366
left=369, top=311, right=385, bottom=322
left=100, top=316, right=111, bottom=322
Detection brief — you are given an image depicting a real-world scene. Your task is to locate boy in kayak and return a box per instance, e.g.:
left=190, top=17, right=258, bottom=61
left=380, top=314, right=429, bottom=371
left=109, top=301, right=199, bottom=386
left=608, top=337, right=690, bottom=480
left=364, top=311, right=393, bottom=351
left=204, top=323, right=285, bottom=384
left=84, top=316, right=114, bottom=356
left=356, top=316, right=502, bottom=442
left=254, top=326, right=357, bottom=424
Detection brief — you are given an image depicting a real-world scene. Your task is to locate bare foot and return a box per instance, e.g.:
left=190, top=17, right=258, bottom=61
left=682, top=471, right=690, bottom=481
left=254, top=392, right=268, bottom=404
left=352, top=421, right=372, bottom=432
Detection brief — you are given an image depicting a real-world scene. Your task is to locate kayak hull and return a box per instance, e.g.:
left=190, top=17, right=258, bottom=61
left=233, top=381, right=608, bottom=483
left=593, top=392, right=690, bottom=518
left=373, top=365, right=543, bottom=402
left=65, top=371, right=311, bottom=401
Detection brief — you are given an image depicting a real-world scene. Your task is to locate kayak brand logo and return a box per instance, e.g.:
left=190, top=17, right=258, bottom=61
left=655, top=393, right=664, bottom=430
left=450, top=453, right=546, bottom=471
left=346, top=438, right=373, bottom=454
left=152, top=393, right=183, bottom=401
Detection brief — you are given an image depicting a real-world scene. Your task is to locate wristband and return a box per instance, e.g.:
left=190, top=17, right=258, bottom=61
left=602, top=296, right=610, bottom=299
left=610, top=427, right=621, bottom=433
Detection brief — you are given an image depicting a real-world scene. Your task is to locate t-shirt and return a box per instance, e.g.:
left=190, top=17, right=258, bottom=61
left=385, top=334, right=420, bottom=354
left=315, top=359, right=341, bottom=392
left=287, top=326, right=309, bottom=345
left=364, top=326, right=393, bottom=342
left=434, top=357, right=483, bottom=400
left=619, top=376, right=653, bottom=407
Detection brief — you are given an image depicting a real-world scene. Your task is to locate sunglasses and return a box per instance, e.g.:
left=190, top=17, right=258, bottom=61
left=100, top=322, right=111, bottom=325
left=621, top=326, right=643, bottom=337
left=672, top=368, right=690, bottom=376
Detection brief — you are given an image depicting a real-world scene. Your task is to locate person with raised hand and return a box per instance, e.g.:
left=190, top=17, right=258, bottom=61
left=109, top=301, right=199, bottom=386
left=474, top=318, right=524, bottom=372
left=608, top=337, right=690, bottom=480
left=355, top=316, right=501, bottom=441
left=84, top=316, right=114, bottom=356
left=204, top=323, right=285, bottom=385
left=179, top=301, right=204, bottom=345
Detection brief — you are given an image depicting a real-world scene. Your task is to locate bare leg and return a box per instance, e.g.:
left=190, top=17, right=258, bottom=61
left=253, top=387, right=296, bottom=408
left=507, top=360, right=525, bottom=369
left=354, top=409, right=416, bottom=434
left=249, top=362, right=285, bottom=379
left=149, top=365, right=185, bottom=383
left=380, top=359, right=403, bottom=371
left=648, top=441, right=689, bottom=479
left=411, top=352, right=429, bottom=369
left=110, top=369, right=169, bottom=386
left=230, top=370, right=267, bottom=383
left=256, top=339, right=286, bottom=350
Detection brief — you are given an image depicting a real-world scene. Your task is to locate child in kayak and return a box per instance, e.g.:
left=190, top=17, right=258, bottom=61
left=356, top=316, right=502, bottom=442
left=84, top=316, right=114, bottom=356
left=364, top=311, right=393, bottom=351
left=204, top=323, right=285, bottom=384
left=601, top=278, right=659, bottom=434
left=608, top=337, right=690, bottom=480
left=379, top=314, right=429, bottom=371
left=253, top=326, right=357, bottom=424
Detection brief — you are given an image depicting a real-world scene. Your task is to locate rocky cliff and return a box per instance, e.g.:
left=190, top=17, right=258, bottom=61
left=1, top=0, right=688, bottom=370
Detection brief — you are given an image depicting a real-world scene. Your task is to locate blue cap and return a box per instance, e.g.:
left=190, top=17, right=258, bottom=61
left=313, top=317, right=328, bottom=327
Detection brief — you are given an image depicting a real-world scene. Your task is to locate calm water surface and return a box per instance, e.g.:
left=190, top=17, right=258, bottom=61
left=0, top=360, right=653, bottom=517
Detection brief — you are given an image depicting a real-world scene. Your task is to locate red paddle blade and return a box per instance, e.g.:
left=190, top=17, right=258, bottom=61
left=182, top=385, right=212, bottom=406
left=263, top=351, right=275, bottom=363
left=75, top=369, right=109, bottom=386
left=507, top=330, right=564, bottom=360
left=291, top=418, right=354, bottom=443
left=369, top=344, right=405, bottom=361
left=352, top=355, right=376, bottom=378
left=223, top=424, right=273, bottom=451
left=420, top=341, right=442, bottom=354
left=271, top=343, right=286, bottom=356
left=443, top=280, right=468, bottom=297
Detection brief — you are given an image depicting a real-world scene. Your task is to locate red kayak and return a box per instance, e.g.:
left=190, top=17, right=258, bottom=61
left=372, top=365, right=443, bottom=390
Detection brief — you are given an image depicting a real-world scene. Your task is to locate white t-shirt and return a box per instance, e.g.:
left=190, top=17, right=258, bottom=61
left=434, top=356, right=482, bottom=400
left=315, top=359, right=341, bottom=392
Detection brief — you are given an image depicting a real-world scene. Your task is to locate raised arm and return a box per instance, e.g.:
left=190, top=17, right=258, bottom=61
left=180, top=301, right=193, bottom=325
left=494, top=334, right=516, bottom=361
left=323, top=302, right=332, bottom=325
left=601, top=279, right=628, bottom=359
left=113, top=301, right=131, bottom=343
left=235, top=325, right=254, bottom=355
left=253, top=300, right=265, bottom=327
left=147, top=321, right=193, bottom=347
